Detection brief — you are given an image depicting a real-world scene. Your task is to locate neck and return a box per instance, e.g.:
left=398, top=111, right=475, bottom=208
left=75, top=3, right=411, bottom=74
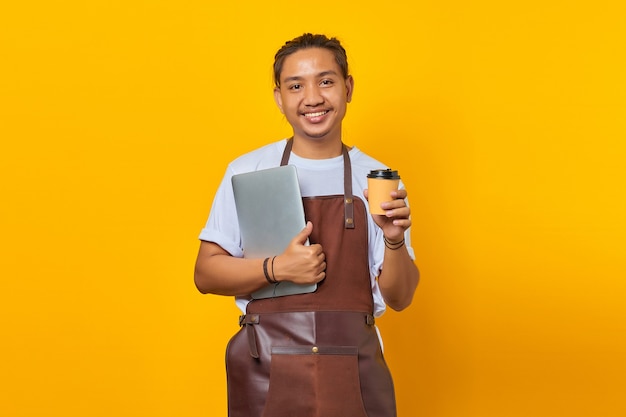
left=291, top=135, right=344, bottom=159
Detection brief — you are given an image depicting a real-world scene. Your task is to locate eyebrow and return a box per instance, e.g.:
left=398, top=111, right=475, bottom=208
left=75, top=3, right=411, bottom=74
left=282, top=70, right=340, bottom=84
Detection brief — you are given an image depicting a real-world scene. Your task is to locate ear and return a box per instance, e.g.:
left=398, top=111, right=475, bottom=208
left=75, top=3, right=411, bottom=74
left=273, top=87, right=284, bottom=113
left=345, top=75, right=354, bottom=103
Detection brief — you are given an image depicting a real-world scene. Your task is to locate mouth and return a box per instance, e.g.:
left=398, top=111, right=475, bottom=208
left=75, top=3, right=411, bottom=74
left=303, top=110, right=330, bottom=119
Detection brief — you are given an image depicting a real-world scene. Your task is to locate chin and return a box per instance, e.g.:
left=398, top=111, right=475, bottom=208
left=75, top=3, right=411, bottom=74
left=301, top=126, right=337, bottom=140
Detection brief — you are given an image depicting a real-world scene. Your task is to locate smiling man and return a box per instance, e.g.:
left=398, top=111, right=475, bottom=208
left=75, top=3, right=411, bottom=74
left=194, top=33, right=419, bottom=417
left=273, top=46, right=353, bottom=155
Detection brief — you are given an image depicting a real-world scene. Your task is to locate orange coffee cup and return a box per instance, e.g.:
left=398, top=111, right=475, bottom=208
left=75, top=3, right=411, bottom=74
left=367, top=169, right=401, bottom=215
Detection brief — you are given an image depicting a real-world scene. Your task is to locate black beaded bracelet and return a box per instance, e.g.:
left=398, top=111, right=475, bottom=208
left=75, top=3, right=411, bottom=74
left=383, top=236, right=405, bottom=250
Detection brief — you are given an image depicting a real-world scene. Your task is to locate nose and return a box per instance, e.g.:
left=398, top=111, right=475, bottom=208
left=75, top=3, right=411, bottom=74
left=303, top=85, right=324, bottom=106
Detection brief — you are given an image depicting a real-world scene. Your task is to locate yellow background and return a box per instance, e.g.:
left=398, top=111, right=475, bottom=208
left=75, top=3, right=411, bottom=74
left=1, top=1, right=625, bottom=416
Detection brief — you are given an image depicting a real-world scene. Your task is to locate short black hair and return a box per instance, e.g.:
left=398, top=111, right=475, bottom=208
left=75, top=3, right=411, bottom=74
left=273, top=33, right=349, bottom=87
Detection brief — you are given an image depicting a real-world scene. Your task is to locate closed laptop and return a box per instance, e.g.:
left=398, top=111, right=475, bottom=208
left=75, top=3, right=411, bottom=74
left=231, top=165, right=317, bottom=299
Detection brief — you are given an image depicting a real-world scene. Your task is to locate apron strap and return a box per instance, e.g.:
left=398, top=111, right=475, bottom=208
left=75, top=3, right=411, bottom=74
left=280, top=138, right=292, bottom=166
left=239, top=314, right=260, bottom=358
left=280, top=138, right=355, bottom=229
left=342, top=147, right=355, bottom=229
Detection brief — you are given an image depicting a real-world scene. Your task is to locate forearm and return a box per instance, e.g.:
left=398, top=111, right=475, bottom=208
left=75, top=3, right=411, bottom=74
left=377, top=242, right=420, bottom=311
left=194, top=224, right=325, bottom=297
left=194, top=242, right=269, bottom=296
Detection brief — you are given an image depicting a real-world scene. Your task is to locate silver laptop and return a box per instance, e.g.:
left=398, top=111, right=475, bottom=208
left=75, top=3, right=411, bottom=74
left=231, top=165, right=317, bottom=299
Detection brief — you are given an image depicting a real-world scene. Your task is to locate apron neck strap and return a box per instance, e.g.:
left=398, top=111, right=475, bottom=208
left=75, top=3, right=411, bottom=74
left=280, top=138, right=355, bottom=229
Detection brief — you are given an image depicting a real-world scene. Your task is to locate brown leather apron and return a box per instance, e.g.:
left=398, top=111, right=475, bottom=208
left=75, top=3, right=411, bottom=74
left=225, top=140, right=397, bottom=417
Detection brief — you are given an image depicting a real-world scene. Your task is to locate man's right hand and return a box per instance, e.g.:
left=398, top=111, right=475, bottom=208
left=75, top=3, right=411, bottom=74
left=273, top=221, right=326, bottom=284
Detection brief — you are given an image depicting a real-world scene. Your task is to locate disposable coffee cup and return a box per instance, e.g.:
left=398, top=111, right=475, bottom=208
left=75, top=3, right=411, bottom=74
left=367, top=169, right=401, bottom=215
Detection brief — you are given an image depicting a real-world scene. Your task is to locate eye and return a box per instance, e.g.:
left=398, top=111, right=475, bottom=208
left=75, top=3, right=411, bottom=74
left=320, top=79, right=334, bottom=87
left=288, top=83, right=302, bottom=91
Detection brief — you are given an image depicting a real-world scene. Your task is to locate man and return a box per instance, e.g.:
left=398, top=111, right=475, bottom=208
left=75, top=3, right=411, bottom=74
left=194, top=33, right=419, bottom=417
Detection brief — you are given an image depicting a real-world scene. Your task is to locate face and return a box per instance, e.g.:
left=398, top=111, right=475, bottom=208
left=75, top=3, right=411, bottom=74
left=274, top=48, right=354, bottom=145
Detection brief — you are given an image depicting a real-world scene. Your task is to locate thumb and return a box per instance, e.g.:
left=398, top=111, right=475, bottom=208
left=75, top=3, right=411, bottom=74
left=292, top=221, right=313, bottom=245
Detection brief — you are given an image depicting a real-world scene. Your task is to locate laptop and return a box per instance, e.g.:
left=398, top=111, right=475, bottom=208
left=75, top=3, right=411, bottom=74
left=231, top=165, right=318, bottom=299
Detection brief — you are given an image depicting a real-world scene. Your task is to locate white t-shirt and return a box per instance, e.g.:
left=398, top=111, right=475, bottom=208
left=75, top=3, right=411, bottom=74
left=199, top=139, right=415, bottom=317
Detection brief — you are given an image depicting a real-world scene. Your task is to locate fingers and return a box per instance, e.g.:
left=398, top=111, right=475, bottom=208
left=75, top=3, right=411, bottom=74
left=279, top=222, right=326, bottom=284
left=292, top=221, right=313, bottom=245
left=363, top=188, right=407, bottom=204
left=309, top=252, right=327, bottom=283
left=276, top=245, right=326, bottom=285
left=391, top=189, right=407, bottom=199
left=382, top=203, right=410, bottom=218
left=304, top=245, right=327, bottom=278
left=369, top=189, right=411, bottom=235
left=381, top=190, right=409, bottom=217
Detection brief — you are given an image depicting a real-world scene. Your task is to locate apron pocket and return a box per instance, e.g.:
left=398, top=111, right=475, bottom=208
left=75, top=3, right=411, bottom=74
left=261, top=345, right=369, bottom=417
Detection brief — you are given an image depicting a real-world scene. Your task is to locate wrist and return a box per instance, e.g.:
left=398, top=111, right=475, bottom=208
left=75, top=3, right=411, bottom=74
left=383, top=235, right=405, bottom=250
left=263, top=257, right=278, bottom=284
left=271, top=255, right=280, bottom=282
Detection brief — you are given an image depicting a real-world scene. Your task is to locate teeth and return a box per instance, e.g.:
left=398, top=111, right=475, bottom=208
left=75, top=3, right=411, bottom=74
left=305, top=111, right=327, bottom=118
